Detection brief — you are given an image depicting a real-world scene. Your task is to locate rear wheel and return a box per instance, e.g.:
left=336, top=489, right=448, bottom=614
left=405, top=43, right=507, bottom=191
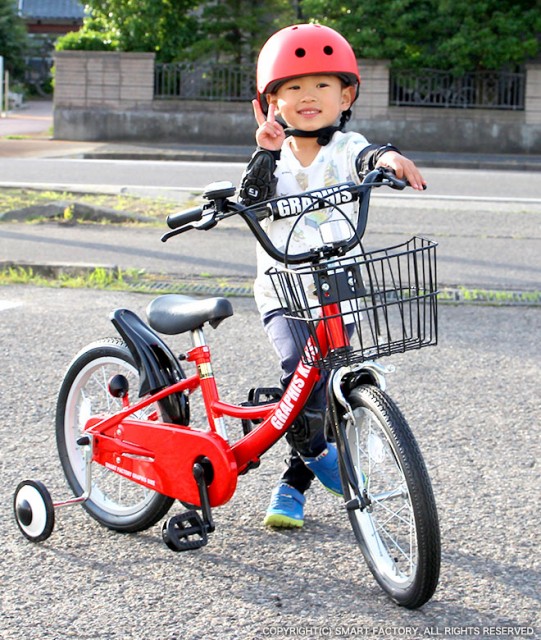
left=340, top=384, right=440, bottom=608
left=56, top=338, right=174, bottom=533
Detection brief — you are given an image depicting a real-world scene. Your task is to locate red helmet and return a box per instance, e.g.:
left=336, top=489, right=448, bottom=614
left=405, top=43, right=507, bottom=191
left=256, top=23, right=361, bottom=112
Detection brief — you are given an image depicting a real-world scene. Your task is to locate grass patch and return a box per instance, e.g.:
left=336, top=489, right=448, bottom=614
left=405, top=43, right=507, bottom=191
left=2, top=266, right=539, bottom=305
left=0, top=265, right=254, bottom=297
left=0, top=265, right=146, bottom=291
left=0, top=187, right=196, bottom=223
left=438, top=286, right=541, bottom=305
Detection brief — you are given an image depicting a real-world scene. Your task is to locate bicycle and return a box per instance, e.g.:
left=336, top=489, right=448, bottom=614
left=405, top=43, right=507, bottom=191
left=13, top=168, right=441, bottom=609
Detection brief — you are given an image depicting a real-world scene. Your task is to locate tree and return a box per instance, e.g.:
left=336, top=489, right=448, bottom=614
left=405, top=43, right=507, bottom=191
left=429, top=0, right=541, bottom=72
left=56, top=0, right=297, bottom=64
left=300, top=0, right=541, bottom=71
left=53, top=0, right=541, bottom=71
left=0, top=0, right=29, bottom=78
left=188, top=0, right=296, bottom=64
left=56, top=0, right=200, bottom=62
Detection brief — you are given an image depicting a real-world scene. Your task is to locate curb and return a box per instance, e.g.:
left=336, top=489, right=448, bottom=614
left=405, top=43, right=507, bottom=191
left=81, top=150, right=252, bottom=164
left=78, top=149, right=541, bottom=172
left=2, top=262, right=540, bottom=306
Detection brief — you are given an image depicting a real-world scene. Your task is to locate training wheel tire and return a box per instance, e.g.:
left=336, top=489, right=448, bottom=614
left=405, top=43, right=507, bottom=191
left=13, top=480, right=55, bottom=542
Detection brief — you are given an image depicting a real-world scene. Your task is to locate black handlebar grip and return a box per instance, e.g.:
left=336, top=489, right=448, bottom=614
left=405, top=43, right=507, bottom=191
left=166, top=206, right=204, bottom=229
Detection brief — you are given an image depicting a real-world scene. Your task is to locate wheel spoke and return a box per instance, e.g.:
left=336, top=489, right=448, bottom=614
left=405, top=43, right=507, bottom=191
left=56, top=339, right=175, bottom=533
left=341, top=385, right=440, bottom=608
left=62, top=350, right=159, bottom=515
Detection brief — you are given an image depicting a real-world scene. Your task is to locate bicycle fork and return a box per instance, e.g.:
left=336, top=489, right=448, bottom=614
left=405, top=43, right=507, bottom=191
left=326, top=361, right=393, bottom=513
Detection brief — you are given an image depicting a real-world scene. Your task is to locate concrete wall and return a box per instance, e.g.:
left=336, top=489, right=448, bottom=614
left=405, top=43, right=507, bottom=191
left=53, top=51, right=541, bottom=154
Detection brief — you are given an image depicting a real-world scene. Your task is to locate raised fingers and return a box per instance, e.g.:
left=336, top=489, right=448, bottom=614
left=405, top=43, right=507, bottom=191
left=252, top=99, right=267, bottom=126
left=252, top=99, right=285, bottom=150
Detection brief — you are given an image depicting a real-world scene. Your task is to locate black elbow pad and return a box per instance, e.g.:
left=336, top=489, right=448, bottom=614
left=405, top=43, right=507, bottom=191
left=356, top=143, right=402, bottom=179
left=239, top=148, right=279, bottom=207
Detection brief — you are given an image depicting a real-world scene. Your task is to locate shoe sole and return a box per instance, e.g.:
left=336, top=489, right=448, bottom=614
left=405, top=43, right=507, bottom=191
left=263, top=513, right=304, bottom=528
left=322, top=485, right=343, bottom=498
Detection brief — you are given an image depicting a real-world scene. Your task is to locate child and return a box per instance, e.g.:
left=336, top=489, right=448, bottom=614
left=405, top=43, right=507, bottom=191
left=239, top=23, right=426, bottom=528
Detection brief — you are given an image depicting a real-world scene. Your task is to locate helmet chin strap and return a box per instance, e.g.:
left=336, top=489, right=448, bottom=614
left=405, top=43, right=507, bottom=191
left=283, top=109, right=352, bottom=147
left=284, top=125, right=341, bottom=146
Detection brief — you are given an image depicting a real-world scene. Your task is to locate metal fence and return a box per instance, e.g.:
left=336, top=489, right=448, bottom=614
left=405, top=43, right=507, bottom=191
left=24, top=56, right=54, bottom=96
left=154, top=61, right=526, bottom=110
left=389, top=68, right=525, bottom=110
left=154, top=62, right=256, bottom=101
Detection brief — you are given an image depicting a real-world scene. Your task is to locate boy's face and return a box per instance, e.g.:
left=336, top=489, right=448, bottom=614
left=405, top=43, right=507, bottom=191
left=267, top=74, right=355, bottom=131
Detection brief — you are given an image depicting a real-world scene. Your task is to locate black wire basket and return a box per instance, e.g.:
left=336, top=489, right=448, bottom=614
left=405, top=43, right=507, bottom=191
left=268, top=237, right=438, bottom=370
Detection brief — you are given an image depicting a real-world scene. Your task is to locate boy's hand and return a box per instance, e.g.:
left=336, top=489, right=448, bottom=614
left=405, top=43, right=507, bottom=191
left=376, top=151, right=427, bottom=191
left=253, top=100, right=285, bottom=151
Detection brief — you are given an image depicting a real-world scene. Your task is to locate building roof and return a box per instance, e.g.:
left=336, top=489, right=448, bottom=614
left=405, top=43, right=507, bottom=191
left=19, top=0, right=85, bottom=21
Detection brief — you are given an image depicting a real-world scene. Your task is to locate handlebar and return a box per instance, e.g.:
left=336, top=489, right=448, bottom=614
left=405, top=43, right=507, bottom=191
left=161, top=168, right=415, bottom=265
left=166, top=205, right=204, bottom=230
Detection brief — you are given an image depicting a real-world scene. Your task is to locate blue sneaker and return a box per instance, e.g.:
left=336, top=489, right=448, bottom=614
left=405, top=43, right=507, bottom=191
left=264, top=483, right=305, bottom=528
left=302, top=443, right=343, bottom=497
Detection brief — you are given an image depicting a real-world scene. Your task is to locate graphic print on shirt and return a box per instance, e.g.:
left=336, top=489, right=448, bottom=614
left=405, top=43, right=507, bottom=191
left=295, top=171, right=309, bottom=191
left=253, top=131, right=371, bottom=316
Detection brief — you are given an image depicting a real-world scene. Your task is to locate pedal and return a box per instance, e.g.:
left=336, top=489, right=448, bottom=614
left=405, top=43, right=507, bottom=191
left=241, top=387, right=283, bottom=436
left=162, top=510, right=208, bottom=552
left=249, top=386, right=282, bottom=405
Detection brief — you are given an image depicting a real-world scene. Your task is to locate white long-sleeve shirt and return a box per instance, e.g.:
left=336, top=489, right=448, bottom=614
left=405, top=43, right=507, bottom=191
left=253, top=130, right=371, bottom=316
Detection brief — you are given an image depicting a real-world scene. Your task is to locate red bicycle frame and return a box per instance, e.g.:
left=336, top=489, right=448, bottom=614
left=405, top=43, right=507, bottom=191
left=84, top=302, right=345, bottom=508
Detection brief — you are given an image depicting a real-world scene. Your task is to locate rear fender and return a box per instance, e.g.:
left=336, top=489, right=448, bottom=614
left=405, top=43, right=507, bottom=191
left=110, top=308, right=189, bottom=425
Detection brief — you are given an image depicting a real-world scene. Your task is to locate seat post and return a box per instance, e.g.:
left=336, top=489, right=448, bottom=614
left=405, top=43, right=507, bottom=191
left=190, top=327, right=207, bottom=348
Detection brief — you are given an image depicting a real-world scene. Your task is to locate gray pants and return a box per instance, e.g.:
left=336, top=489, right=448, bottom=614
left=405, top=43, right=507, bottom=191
left=262, top=308, right=328, bottom=454
left=262, top=308, right=327, bottom=492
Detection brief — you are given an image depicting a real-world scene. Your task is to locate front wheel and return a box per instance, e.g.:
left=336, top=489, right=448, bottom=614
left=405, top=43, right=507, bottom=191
left=56, top=338, right=174, bottom=533
left=339, top=385, right=441, bottom=608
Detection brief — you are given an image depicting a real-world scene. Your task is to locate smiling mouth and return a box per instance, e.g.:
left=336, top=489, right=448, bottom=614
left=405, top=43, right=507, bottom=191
left=298, top=109, right=321, bottom=117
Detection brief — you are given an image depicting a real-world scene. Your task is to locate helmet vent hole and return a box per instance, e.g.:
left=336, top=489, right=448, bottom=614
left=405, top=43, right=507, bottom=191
left=323, top=45, right=334, bottom=55
left=295, top=47, right=306, bottom=58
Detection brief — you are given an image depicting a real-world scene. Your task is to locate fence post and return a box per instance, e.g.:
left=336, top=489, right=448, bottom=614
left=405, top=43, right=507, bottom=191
left=4, top=70, right=9, bottom=113
left=0, top=56, right=4, bottom=117
left=525, top=63, right=541, bottom=125
left=353, top=59, right=390, bottom=119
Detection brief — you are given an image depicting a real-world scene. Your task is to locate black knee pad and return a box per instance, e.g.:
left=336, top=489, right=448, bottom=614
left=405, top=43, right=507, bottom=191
left=285, top=408, right=326, bottom=456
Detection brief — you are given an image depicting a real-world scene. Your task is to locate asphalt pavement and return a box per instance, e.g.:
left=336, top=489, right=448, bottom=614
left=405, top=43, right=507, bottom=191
left=1, top=287, right=540, bottom=639
left=1, top=102, right=540, bottom=639
left=1, top=100, right=541, bottom=301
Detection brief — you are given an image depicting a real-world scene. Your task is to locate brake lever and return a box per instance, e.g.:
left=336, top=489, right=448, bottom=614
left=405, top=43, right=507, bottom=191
left=378, top=168, right=427, bottom=191
left=161, top=226, right=192, bottom=242
left=378, top=168, right=407, bottom=190
left=193, top=209, right=218, bottom=231
left=161, top=208, right=218, bottom=242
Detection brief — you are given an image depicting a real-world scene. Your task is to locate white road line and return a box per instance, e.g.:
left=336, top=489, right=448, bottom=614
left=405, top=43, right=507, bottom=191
left=372, top=193, right=541, bottom=204
left=0, top=182, right=200, bottom=194
left=0, top=301, right=23, bottom=311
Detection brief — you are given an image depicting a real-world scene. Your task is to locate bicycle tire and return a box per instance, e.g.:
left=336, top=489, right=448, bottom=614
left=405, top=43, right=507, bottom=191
left=56, top=338, right=174, bottom=533
left=339, top=384, right=440, bottom=608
